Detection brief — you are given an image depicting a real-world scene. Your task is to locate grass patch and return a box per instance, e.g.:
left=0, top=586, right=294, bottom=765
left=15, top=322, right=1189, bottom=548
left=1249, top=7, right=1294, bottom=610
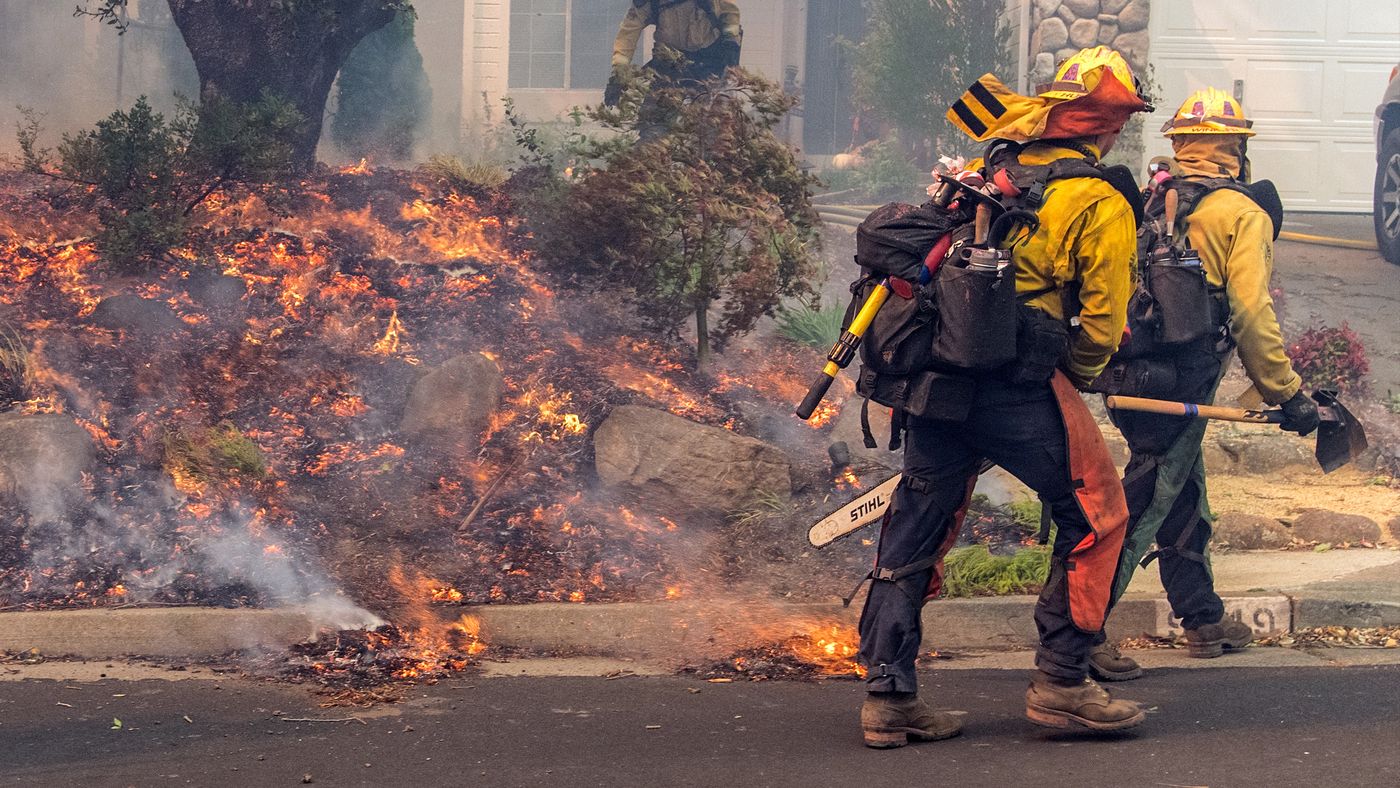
left=0, top=322, right=32, bottom=399
left=940, top=544, right=1050, bottom=597
left=417, top=154, right=509, bottom=192
left=776, top=304, right=844, bottom=349
left=163, top=421, right=268, bottom=481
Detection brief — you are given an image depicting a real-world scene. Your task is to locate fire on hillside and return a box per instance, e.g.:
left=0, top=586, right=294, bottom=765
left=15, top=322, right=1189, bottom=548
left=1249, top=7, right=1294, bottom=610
left=0, top=167, right=863, bottom=682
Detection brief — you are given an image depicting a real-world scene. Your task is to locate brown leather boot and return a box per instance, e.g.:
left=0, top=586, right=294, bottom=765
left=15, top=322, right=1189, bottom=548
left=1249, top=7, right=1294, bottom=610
left=1184, top=619, right=1254, bottom=658
left=860, top=693, right=964, bottom=749
left=1024, top=675, right=1146, bottom=731
left=1088, top=640, right=1144, bottom=682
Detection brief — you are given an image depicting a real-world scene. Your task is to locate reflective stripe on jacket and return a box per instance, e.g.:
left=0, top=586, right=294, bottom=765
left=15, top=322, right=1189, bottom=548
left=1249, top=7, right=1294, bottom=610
left=1011, top=143, right=1136, bottom=388
left=1183, top=187, right=1302, bottom=404
left=612, top=1, right=742, bottom=67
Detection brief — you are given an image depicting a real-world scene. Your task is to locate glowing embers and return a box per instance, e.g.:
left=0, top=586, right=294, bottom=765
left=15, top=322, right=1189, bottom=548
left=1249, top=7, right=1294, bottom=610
left=705, top=621, right=867, bottom=680
left=401, top=195, right=511, bottom=264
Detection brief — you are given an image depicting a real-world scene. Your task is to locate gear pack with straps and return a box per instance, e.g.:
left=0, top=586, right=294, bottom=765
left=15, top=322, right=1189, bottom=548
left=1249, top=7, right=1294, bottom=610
left=1088, top=175, right=1284, bottom=396
left=846, top=140, right=1142, bottom=451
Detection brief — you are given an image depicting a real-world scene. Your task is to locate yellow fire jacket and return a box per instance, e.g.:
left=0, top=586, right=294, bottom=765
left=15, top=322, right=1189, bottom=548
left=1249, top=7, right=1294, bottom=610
left=612, top=1, right=742, bottom=67
left=1182, top=186, right=1302, bottom=404
left=1011, top=143, right=1136, bottom=388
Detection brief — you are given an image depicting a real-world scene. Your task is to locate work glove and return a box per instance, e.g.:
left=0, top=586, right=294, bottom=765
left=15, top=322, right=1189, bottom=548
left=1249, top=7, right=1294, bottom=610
left=1278, top=390, right=1320, bottom=436
left=603, top=72, right=625, bottom=107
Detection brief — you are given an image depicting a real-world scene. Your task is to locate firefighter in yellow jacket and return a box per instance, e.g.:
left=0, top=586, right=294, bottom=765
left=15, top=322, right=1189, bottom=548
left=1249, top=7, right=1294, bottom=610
left=1087, top=89, right=1320, bottom=682
left=604, top=0, right=742, bottom=106
left=855, top=48, right=1151, bottom=748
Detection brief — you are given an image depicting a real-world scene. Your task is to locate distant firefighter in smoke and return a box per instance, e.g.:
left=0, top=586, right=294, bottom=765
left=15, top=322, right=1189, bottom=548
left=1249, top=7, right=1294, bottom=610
left=604, top=0, right=743, bottom=107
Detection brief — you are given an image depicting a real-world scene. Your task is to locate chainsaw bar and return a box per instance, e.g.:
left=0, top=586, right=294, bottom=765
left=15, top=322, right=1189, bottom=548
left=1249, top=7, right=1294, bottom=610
left=807, top=474, right=901, bottom=548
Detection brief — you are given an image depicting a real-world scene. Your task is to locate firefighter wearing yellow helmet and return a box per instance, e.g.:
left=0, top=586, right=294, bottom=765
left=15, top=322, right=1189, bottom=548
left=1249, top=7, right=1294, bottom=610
left=1038, top=46, right=1142, bottom=102
left=1086, top=88, right=1319, bottom=683
left=856, top=47, right=1152, bottom=748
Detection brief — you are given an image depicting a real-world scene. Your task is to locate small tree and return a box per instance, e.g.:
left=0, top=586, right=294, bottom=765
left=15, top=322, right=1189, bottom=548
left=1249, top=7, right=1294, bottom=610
left=24, top=95, right=300, bottom=269
left=331, top=12, right=432, bottom=162
left=851, top=0, right=1011, bottom=162
left=530, top=70, right=821, bottom=367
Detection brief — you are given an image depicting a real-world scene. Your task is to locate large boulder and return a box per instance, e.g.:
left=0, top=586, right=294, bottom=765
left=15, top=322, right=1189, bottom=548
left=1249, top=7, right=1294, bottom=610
left=398, top=353, right=503, bottom=448
left=1213, top=512, right=1291, bottom=550
left=0, top=413, right=96, bottom=523
left=594, top=405, right=792, bottom=516
left=1290, top=510, right=1382, bottom=546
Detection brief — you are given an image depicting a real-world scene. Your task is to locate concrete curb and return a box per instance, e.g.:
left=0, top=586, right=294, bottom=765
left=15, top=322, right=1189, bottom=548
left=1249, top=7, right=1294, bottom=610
left=0, top=593, right=1392, bottom=662
left=0, top=607, right=319, bottom=659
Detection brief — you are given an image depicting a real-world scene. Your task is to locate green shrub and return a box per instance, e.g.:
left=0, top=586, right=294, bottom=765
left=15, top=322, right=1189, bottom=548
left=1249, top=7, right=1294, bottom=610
left=941, top=544, right=1050, bottom=597
left=26, top=94, right=300, bottom=270
left=525, top=70, right=821, bottom=366
left=776, top=304, right=845, bottom=349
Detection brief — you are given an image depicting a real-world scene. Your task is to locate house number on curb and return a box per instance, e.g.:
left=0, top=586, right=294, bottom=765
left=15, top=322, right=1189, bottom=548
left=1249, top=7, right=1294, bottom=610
left=1154, top=598, right=1291, bottom=639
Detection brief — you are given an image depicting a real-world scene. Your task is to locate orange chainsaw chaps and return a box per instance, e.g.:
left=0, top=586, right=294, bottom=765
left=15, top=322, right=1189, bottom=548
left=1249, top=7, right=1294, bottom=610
left=926, top=474, right=979, bottom=601
left=1049, top=372, right=1129, bottom=632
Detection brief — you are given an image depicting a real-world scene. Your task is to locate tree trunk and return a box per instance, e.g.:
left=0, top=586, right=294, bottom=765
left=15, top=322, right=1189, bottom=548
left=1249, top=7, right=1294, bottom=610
left=166, top=0, right=397, bottom=169
left=694, top=303, right=711, bottom=369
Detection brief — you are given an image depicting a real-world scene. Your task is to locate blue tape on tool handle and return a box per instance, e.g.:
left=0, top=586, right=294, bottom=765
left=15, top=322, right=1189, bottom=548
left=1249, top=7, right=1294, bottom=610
left=1184, top=403, right=1199, bottom=417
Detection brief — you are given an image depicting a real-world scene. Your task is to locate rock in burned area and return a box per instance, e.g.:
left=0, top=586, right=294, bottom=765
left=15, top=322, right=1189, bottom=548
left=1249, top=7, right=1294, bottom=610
left=398, top=352, right=503, bottom=447
left=1213, top=511, right=1291, bottom=550
left=88, top=294, right=186, bottom=336
left=1289, top=509, right=1382, bottom=546
left=593, top=405, right=792, bottom=517
left=0, top=412, right=96, bottom=512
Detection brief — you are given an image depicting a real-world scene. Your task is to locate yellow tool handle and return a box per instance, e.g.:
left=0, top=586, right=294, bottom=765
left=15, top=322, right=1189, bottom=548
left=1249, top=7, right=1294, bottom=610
left=846, top=282, right=891, bottom=337
left=1106, top=396, right=1278, bottom=423
left=796, top=282, right=892, bottom=420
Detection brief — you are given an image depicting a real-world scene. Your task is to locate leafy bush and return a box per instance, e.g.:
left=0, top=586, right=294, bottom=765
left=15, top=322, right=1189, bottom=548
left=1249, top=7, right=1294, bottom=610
left=941, top=544, right=1050, bottom=597
left=526, top=70, right=822, bottom=365
left=1286, top=322, right=1370, bottom=396
left=24, top=94, right=300, bottom=270
left=331, top=13, right=431, bottom=162
left=777, top=304, right=845, bottom=349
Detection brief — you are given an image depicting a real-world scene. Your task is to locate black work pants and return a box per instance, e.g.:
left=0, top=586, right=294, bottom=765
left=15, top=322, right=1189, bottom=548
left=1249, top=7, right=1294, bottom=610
left=857, top=377, right=1099, bottom=693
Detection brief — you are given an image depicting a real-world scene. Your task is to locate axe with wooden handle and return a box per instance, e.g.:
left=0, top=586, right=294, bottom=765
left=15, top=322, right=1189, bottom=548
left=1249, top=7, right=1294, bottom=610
left=1106, top=390, right=1368, bottom=473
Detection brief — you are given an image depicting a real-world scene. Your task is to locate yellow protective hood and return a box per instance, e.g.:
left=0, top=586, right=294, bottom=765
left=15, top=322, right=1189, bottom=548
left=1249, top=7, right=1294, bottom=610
left=1172, top=135, right=1250, bottom=180
left=947, top=67, right=1147, bottom=143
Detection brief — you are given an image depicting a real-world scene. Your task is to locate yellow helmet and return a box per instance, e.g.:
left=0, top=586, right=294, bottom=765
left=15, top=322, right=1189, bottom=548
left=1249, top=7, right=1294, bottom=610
left=1037, top=46, right=1142, bottom=102
left=1161, top=88, right=1255, bottom=136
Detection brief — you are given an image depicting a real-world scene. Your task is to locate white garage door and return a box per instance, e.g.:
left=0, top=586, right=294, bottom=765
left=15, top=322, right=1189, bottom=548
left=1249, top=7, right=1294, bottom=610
left=1146, top=0, right=1400, bottom=213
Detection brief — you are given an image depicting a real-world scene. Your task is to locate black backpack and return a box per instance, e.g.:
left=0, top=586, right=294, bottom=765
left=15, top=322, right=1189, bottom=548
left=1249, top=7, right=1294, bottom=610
left=1089, top=176, right=1284, bottom=395
left=845, top=142, right=1142, bottom=447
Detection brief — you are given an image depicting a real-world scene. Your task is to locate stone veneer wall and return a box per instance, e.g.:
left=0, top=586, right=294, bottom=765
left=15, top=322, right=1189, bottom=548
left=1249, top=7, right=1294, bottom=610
left=1027, top=0, right=1150, bottom=85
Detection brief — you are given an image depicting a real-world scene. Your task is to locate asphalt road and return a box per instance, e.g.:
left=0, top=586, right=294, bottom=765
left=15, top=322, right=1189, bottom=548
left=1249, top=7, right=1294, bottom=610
left=2, top=665, right=1398, bottom=788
